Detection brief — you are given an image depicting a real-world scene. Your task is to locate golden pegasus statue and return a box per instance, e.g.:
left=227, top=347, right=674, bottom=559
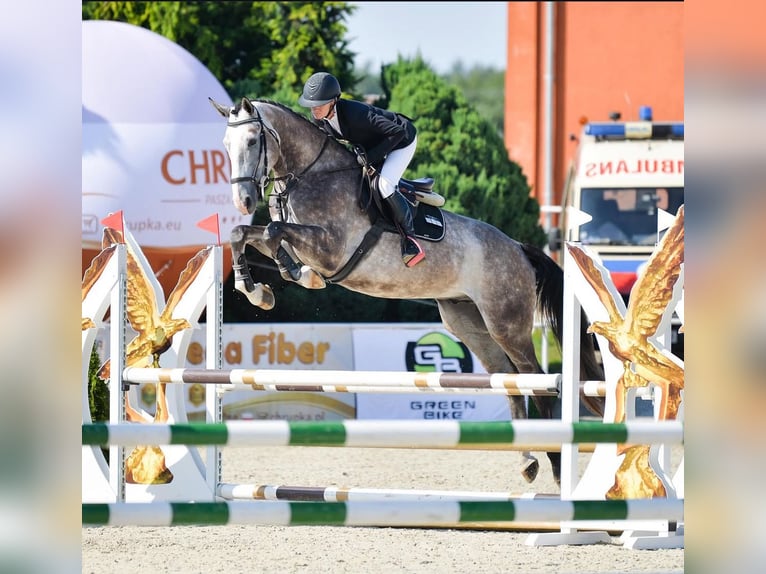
left=567, top=205, right=684, bottom=498
left=83, top=227, right=210, bottom=483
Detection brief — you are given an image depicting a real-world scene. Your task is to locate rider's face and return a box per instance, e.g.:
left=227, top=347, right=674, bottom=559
left=310, top=101, right=335, bottom=121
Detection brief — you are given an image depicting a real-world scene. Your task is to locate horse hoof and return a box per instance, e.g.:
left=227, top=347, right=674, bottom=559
left=521, top=458, right=539, bottom=483
left=299, top=266, right=326, bottom=289
left=261, top=285, right=275, bottom=310
left=235, top=280, right=275, bottom=310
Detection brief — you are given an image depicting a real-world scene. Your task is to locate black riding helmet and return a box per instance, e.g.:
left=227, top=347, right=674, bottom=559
left=298, top=72, right=341, bottom=107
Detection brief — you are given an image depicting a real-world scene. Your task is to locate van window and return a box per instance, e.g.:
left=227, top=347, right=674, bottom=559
left=579, top=187, right=684, bottom=245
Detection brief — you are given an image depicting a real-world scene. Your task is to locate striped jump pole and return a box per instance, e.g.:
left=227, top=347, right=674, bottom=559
left=82, top=499, right=685, bottom=527
left=216, top=483, right=559, bottom=502
left=123, top=367, right=561, bottom=396
left=82, top=420, right=683, bottom=449
left=122, top=367, right=654, bottom=398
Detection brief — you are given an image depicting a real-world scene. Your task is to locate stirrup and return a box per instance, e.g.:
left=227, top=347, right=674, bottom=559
left=402, top=236, right=424, bottom=268
left=403, top=251, right=425, bottom=268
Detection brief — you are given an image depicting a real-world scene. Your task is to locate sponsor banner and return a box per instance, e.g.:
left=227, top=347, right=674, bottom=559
left=95, top=324, right=356, bottom=421
left=356, top=394, right=510, bottom=421
left=220, top=393, right=355, bottom=422
left=186, top=324, right=356, bottom=421
left=82, top=123, right=250, bottom=249
left=187, top=323, right=354, bottom=369
left=82, top=19, right=240, bottom=251
left=352, top=327, right=511, bottom=421
left=93, top=324, right=514, bottom=421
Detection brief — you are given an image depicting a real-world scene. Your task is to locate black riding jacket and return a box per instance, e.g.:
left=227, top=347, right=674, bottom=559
left=314, top=98, right=416, bottom=166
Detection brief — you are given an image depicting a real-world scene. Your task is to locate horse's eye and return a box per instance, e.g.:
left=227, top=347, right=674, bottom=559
left=247, top=138, right=257, bottom=147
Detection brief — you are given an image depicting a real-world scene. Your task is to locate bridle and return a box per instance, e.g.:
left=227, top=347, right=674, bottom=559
left=227, top=106, right=282, bottom=203
left=227, top=101, right=363, bottom=222
left=226, top=104, right=332, bottom=204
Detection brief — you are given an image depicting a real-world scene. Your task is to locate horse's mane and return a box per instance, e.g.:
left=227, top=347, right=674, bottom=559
left=234, top=98, right=353, bottom=157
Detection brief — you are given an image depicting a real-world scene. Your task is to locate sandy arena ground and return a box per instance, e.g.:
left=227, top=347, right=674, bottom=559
left=82, top=445, right=683, bottom=573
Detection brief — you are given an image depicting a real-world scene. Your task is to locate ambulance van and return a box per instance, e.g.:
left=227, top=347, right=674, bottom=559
left=549, top=106, right=684, bottom=356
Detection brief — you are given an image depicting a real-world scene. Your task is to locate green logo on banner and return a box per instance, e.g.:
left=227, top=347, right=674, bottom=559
left=405, top=332, right=473, bottom=372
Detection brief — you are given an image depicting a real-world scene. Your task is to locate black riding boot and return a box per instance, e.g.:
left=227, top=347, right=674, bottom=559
left=384, top=191, right=425, bottom=267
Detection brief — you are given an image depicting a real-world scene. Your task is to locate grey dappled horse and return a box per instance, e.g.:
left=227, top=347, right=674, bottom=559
left=210, top=97, right=604, bottom=486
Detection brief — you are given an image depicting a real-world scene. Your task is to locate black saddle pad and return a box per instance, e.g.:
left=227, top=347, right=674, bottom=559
left=358, top=181, right=446, bottom=242
left=412, top=204, right=445, bottom=242
left=377, top=200, right=446, bottom=242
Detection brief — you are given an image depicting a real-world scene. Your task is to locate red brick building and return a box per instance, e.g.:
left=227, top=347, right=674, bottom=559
left=504, top=2, right=684, bottom=221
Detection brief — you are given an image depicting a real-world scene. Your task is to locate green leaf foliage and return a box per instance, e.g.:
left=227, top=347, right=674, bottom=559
left=82, top=1, right=359, bottom=99
left=442, top=63, right=505, bottom=138
left=221, top=251, right=440, bottom=324
left=88, top=345, right=109, bottom=422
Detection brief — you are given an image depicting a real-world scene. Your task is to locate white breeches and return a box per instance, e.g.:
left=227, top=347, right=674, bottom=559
left=378, top=136, right=417, bottom=198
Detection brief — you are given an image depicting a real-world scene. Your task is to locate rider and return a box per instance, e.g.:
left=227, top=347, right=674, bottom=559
left=298, top=71, right=425, bottom=268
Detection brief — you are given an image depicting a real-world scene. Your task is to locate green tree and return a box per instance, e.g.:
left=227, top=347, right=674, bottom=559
left=356, top=63, right=505, bottom=138
left=221, top=263, right=440, bottom=324
left=82, top=1, right=358, bottom=99
left=443, top=63, right=505, bottom=139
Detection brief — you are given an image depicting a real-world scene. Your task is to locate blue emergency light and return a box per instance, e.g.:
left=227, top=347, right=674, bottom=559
left=584, top=106, right=683, bottom=139
left=585, top=121, right=684, bottom=139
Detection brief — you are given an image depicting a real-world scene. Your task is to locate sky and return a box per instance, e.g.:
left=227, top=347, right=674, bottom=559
left=345, top=2, right=507, bottom=74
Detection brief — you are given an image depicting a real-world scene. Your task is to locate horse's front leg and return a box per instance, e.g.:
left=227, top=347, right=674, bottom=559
left=230, top=224, right=275, bottom=310
left=264, top=221, right=333, bottom=288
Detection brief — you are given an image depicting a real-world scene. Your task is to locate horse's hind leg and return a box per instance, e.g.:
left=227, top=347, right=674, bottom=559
left=529, top=394, right=561, bottom=486
left=435, top=299, right=542, bottom=484
left=477, top=301, right=565, bottom=487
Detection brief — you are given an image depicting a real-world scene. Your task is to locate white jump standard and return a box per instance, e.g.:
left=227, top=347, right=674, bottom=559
left=82, top=224, right=684, bottom=550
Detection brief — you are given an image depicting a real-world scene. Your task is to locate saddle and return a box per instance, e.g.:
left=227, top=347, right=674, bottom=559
left=363, top=174, right=446, bottom=242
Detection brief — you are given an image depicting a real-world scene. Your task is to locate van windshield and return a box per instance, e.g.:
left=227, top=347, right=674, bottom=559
left=578, top=187, right=684, bottom=245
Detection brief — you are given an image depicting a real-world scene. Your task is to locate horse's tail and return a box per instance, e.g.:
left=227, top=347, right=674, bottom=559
left=521, top=243, right=605, bottom=418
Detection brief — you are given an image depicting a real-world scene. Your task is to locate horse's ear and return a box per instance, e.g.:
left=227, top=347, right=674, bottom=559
left=208, top=97, right=231, bottom=118
left=241, top=97, right=254, bottom=115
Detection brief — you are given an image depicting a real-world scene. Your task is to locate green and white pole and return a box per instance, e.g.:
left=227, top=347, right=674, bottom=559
left=82, top=420, right=684, bottom=448
left=83, top=499, right=685, bottom=527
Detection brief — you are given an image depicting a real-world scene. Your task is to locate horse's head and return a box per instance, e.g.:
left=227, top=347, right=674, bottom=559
left=210, top=97, right=281, bottom=215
